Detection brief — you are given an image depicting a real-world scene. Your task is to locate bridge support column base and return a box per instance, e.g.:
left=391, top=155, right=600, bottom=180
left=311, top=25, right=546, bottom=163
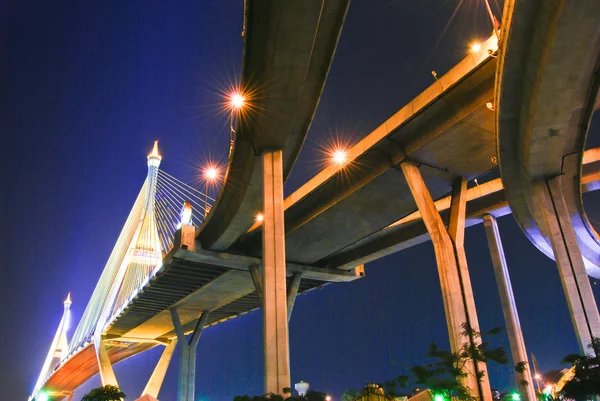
left=401, top=163, right=492, bottom=401
left=170, top=309, right=210, bottom=401
left=483, top=214, right=536, bottom=401
left=540, top=178, right=600, bottom=355
left=135, top=394, right=159, bottom=401
left=262, top=150, right=291, bottom=395
left=94, top=336, right=119, bottom=388
left=141, top=339, right=178, bottom=399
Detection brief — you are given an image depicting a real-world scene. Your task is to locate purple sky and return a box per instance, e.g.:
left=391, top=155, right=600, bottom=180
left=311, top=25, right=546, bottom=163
left=3, top=1, right=600, bottom=400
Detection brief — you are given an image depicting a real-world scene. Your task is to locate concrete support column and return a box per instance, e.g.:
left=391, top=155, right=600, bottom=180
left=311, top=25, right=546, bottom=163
left=401, top=163, right=491, bottom=401
left=170, top=309, right=210, bottom=401
left=94, top=336, right=119, bottom=387
left=540, top=177, right=600, bottom=355
left=483, top=214, right=536, bottom=401
left=262, top=150, right=291, bottom=395
left=142, top=339, right=178, bottom=399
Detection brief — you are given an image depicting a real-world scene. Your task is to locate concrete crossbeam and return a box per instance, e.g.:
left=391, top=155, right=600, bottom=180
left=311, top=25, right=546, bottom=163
left=401, top=162, right=491, bottom=401
left=483, top=214, right=536, bottom=401
left=171, top=248, right=363, bottom=283
left=262, top=150, right=291, bottom=395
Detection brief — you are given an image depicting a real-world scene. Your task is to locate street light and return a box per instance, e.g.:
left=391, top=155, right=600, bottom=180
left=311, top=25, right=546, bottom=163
left=229, top=91, right=246, bottom=158
left=203, top=165, right=219, bottom=218
left=534, top=374, right=543, bottom=394
left=328, top=146, right=349, bottom=168
left=230, top=93, right=245, bottom=110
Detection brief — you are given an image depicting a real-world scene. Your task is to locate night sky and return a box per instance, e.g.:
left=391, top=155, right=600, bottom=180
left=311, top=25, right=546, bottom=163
left=3, top=1, right=600, bottom=401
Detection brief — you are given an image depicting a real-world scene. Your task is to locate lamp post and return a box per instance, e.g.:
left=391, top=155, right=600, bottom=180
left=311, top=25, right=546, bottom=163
left=203, top=166, right=218, bottom=218
left=229, top=93, right=245, bottom=158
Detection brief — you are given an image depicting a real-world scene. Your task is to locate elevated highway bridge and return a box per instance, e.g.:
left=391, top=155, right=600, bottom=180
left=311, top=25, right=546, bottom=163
left=30, top=1, right=600, bottom=401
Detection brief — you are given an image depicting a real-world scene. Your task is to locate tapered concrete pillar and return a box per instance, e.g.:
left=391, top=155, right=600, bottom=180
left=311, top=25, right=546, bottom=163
left=170, top=309, right=210, bottom=401
left=483, top=214, right=536, bottom=401
left=287, top=273, right=303, bottom=322
left=142, top=339, right=178, bottom=399
left=401, top=163, right=491, bottom=401
left=539, top=177, right=600, bottom=355
left=262, top=150, right=291, bottom=395
left=94, top=336, right=119, bottom=387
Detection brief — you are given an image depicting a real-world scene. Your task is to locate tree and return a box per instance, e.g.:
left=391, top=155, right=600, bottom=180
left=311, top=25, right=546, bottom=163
left=341, top=389, right=362, bottom=401
left=558, top=338, right=600, bottom=401
left=383, top=323, right=507, bottom=401
left=81, top=385, right=125, bottom=401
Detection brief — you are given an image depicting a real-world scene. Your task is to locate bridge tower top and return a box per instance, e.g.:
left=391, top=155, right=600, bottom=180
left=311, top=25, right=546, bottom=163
left=63, top=292, right=72, bottom=309
left=147, top=140, right=162, bottom=168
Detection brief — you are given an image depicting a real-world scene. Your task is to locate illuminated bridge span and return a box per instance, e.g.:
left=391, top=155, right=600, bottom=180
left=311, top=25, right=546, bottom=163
left=29, top=142, right=216, bottom=400
left=30, top=1, right=600, bottom=401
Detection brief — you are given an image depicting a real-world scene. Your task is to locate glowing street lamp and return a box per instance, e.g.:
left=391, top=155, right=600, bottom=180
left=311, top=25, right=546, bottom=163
left=230, top=93, right=245, bottom=110
left=471, top=42, right=482, bottom=52
left=203, top=166, right=220, bottom=218
left=534, top=374, right=543, bottom=394
left=330, top=147, right=349, bottom=167
left=229, top=91, right=246, bottom=158
left=204, top=167, right=218, bottom=181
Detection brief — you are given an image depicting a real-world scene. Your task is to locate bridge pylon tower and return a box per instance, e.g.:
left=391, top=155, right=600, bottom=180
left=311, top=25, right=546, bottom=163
left=29, top=293, right=72, bottom=401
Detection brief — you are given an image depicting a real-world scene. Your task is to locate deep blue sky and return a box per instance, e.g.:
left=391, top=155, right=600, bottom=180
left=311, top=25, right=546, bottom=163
left=3, top=1, right=600, bottom=401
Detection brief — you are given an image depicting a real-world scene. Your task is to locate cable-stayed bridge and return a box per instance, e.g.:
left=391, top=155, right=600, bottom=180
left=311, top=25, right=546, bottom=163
left=29, top=1, right=600, bottom=401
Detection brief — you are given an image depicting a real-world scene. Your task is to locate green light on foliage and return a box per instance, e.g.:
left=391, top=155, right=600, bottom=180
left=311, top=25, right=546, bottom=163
left=434, top=393, right=446, bottom=401
left=511, top=393, right=521, bottom=401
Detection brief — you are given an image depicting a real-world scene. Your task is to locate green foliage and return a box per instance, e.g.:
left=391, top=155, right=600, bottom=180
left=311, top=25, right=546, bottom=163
left=341, top=389, right=362, bottom=401
left=81, top=385, right=125, bottom=401
left=514, top=362, right=528, bottom=375
left=382, top=323, right=507, bottom=401
left=558, top=338, right=600, bottom=401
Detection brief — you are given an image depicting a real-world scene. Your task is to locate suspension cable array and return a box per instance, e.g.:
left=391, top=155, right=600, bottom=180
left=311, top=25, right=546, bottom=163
left=34, top=143, right=215, bottom=397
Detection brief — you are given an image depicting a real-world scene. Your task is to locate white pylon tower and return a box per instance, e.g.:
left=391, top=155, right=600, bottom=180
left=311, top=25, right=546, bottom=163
left=95, top=141, right=165, bottom=333
left=30, top=293, right=72, bottom=400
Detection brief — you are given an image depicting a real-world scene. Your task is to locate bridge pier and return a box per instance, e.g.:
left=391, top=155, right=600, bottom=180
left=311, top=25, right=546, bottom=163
left=141, top=339, right=178, bottom=400
left=261, top=150, right=291, bottom=395
left=94, top=336, right=119, bottom=387
left=401, top=162, right=492, bottom=401
left=539, top=177, right=600, bottom=355
left=170, top=309, right=210, bottom=401
left=483, top=214, right=536, bottom=401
